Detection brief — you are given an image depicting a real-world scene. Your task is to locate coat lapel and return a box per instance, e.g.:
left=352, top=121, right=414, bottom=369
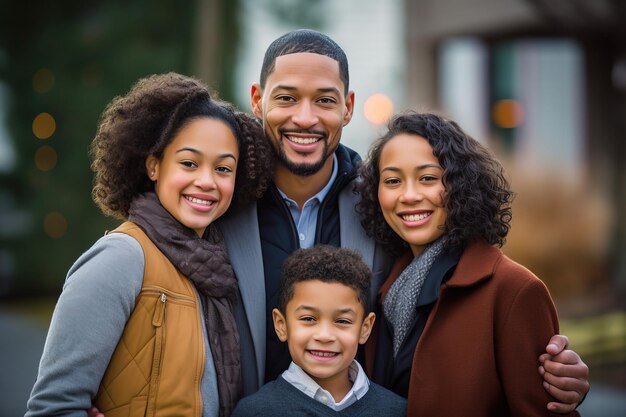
left=446, top=240, right=501, bottom=288
left=217, top=203, right=266, bottom=386
left=339, top=187, right=375, bottom=270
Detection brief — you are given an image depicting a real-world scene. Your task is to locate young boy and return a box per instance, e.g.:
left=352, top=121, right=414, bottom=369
left=232, top=245, right=406, bottom=416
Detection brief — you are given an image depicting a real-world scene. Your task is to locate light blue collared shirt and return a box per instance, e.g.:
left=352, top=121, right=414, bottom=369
left=281, top=360, right=370, bottom=411
left=276, top=154, right=338, bottom=249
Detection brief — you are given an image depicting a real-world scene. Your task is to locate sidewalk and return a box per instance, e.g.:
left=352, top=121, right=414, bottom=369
left=2, top=308, right=625, bottom=416
left=0, top=310, right=46, bottom=417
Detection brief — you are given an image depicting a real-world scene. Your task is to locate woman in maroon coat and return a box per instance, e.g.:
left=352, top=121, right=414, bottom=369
left=356, top=112, right=584, bottom=417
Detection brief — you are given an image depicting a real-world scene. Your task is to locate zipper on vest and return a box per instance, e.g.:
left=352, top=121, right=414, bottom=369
left=152, top=293, right=166, bottom=327
left=146, top=293, right=167, bottom=417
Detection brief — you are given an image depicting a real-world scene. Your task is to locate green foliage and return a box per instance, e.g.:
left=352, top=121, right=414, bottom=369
left=0, top=0, right=209, bottom=295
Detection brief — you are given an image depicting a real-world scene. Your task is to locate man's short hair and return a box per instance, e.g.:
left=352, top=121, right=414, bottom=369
left=278, top=245, right=371, bottom=314
left=259, top=29, right=350, bottom=95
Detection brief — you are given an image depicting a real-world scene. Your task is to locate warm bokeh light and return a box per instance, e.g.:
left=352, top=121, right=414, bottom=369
left=32, top=112, right=56, bottom=139
left=492, top=99, right=524, bottom=128
left=34, top=145, right=58, bottom=171
left=364, top=93, right=394, bottom=125
left=32, top=69, right=55, bottom=93
left=43, top=211, right=67, bottom=238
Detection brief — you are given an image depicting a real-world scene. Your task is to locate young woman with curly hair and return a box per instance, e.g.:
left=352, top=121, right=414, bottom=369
left=356, top=111, right=580, bottom=417
left=26, top=72, right=273, bottom=417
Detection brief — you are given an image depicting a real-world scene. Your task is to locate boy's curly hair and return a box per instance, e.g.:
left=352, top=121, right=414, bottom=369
left=356, top=111, right=514, bottom=256
left=278, top=245, right=372, bottom=314
left=90, top=72, right=273, bottom=219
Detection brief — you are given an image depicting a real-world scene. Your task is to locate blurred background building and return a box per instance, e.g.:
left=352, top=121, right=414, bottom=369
left=0, top=0, right=625, bottom=415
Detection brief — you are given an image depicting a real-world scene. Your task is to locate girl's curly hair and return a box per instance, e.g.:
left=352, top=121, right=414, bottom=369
left=356, top=111, right=514, bottom=256
left=90, top=72, right=273, bottom=219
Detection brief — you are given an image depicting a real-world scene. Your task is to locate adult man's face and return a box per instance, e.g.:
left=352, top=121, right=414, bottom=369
left=251, top=52, right=355, bottom=177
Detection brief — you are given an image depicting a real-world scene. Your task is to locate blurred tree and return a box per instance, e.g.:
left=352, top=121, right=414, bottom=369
left=523, top=0, right=626, bottom=296
left=0, top=0, right=241, bottom=296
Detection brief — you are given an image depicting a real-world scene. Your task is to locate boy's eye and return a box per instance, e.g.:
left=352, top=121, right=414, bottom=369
left=336, top=318, right=352, bottom=325
left=299, top=316, right=316, bottom=322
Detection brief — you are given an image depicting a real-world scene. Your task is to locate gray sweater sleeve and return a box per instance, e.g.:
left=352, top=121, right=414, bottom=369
left=25, top=233, right=144, bottom=417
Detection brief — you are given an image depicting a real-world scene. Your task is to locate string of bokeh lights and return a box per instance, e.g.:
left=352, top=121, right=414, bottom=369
left=32, top=68, right=67, bottom=239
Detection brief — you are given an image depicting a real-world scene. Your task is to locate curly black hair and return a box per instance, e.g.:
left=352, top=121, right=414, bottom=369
left=278, top=245, right=372, bottom=314
left=356, top=111, right=514, bottom=257
left=90, top=72, right=273, bottom=219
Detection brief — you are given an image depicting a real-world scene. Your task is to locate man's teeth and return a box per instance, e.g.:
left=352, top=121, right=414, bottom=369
left=185, top=196, right=213, bottom=205
left=287, top=135, right=319, bottom=145
left=402, top=213, right=430, bottom=222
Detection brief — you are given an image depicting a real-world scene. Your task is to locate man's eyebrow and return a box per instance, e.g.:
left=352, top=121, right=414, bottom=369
left=272, top=85, right=341, bottom=95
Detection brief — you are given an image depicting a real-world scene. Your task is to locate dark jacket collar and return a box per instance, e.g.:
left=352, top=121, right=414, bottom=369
left=380, top=240, right=499, bottom=301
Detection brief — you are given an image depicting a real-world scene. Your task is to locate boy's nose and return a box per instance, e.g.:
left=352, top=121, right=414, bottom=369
left=313, top=324, right=336, bottom=342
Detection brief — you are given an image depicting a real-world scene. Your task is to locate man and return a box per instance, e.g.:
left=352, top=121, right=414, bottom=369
left=218, top=29, right=589, bottom=413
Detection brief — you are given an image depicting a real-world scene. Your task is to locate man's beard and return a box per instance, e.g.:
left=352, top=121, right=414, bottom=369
left=273, top=135, right=337, bottom=177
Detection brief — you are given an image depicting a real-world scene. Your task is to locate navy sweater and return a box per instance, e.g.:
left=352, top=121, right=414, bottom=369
left=231, top=376, right=406, bottom=417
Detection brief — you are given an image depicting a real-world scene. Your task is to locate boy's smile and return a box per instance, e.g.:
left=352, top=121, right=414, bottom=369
left=273, top=280, right=374, bottom=401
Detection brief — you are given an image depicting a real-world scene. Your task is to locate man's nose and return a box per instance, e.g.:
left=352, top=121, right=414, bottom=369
left=292, top=102, right=319, bottom=128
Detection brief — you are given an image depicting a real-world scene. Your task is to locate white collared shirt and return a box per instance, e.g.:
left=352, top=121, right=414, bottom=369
left=281, top=360, right=370, bottom=411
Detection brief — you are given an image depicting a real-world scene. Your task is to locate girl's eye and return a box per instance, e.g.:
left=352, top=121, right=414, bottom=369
left=216, top=166, right=233, bottom=173
left=181, top=160, right=197, bottom=168
left=383, top=177, right=400, bottom=185
left=421, top=175, right=438, bottom=182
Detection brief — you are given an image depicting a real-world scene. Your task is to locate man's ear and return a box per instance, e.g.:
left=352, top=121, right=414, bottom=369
left=358, top=312, right=376, bottom=345
left=272, top=308, right=288, bottom=342
left=250, top=83, right=263, bottom=118
left=342, top=90, right=355, bottom=127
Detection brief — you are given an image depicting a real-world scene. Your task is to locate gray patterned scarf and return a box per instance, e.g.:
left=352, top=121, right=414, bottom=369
left=128, top=192, right=241, bottom=417
left=384, top=238, right=445, bottom=357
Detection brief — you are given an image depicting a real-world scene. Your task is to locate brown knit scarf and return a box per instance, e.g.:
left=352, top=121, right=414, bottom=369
left=128, top=192, right=241, bottom=417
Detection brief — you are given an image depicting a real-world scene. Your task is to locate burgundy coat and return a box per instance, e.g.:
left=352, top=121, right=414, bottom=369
left=366, top=240, right=580, bottom=417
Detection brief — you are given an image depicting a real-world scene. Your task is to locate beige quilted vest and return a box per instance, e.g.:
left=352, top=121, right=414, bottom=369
left=94, top=222, right=205, bottom=417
